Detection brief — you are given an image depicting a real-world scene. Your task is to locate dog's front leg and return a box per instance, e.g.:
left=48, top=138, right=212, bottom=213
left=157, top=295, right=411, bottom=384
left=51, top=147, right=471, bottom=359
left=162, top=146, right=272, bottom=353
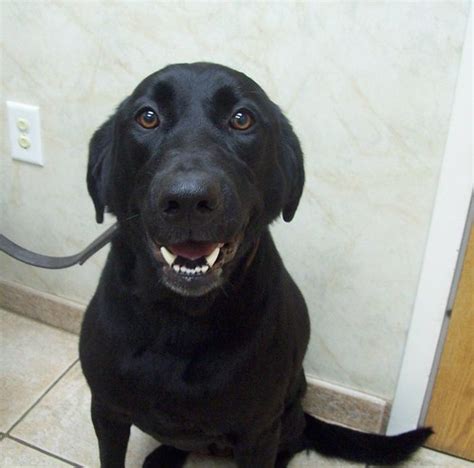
left=234, top=421, right=281, bottom=468
left=91, top=399, right=131, bottom=468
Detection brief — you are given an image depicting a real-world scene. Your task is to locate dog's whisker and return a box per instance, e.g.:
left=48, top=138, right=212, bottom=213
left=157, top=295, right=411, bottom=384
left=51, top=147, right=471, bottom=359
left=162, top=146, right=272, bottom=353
left=123, top=213, right=140, bottom=223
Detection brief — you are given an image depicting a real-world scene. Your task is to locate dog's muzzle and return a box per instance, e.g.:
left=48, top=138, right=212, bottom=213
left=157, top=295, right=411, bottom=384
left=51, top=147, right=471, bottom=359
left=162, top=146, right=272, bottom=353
left=144, top=171, right=245, bottom=296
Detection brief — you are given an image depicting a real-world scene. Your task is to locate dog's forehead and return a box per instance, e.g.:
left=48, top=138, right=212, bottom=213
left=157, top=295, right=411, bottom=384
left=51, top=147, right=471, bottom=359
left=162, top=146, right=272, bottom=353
left=132, top=63, right=268, bottom=104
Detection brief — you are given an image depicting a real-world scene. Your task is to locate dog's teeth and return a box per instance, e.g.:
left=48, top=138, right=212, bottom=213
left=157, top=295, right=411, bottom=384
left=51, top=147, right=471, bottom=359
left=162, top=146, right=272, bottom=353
left=160, top=247, right=177, bottom=266
left=205, top=248, right=220, bottom=268
left=171, top=261, right=212, bottom=276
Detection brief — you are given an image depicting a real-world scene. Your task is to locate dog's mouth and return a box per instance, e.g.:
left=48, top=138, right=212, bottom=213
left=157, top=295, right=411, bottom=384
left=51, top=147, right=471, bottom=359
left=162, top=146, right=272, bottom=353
left=150, top=236, right=242, bottom=296
left=159, top=241, right=226, bottom=275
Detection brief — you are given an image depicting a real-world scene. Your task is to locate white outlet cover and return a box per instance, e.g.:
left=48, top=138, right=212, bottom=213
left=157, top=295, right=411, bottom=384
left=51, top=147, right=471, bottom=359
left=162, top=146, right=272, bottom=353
left=7, top=101, right=44, bottom=166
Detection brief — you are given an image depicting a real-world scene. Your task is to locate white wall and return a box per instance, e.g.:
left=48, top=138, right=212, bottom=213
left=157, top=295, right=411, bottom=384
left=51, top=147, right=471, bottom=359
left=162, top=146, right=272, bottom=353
left=0, top=1, right=470, bottom=400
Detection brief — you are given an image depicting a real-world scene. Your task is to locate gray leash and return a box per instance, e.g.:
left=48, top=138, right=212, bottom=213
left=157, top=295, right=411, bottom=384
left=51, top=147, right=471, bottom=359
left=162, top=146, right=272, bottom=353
left=0, top=223, right=118, bottom=269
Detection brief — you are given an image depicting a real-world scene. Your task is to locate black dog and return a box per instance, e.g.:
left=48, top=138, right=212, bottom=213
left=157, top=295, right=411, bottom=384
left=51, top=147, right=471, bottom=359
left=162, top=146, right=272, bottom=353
left=80, top=63, right=430, bottom=468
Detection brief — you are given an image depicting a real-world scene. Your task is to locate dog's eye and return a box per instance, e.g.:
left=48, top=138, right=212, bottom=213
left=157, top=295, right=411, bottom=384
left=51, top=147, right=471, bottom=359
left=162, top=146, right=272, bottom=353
left=136, top=109, right=160, bottom=129
left=229, top=110, right=254, bottom=131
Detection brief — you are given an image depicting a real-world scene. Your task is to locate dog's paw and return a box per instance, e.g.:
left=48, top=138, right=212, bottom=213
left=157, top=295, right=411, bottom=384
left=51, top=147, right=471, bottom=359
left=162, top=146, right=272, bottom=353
left=143, top=444, right=189, bottom=468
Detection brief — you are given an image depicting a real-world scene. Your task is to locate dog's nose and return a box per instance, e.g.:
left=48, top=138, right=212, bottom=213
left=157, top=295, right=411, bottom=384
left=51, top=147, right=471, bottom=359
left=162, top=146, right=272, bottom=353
left=158, top=175, right=221, bottom=224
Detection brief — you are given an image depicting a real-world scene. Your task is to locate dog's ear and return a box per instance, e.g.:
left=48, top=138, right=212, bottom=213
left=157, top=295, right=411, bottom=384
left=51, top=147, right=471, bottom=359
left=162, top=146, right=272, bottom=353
left=86, top=115, right=116, bottom=224
left=278, top=113, right=305, bottom=222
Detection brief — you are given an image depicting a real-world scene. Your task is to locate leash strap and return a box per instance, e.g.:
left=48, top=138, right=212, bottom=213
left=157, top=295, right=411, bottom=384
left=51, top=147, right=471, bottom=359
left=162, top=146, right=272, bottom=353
left=0, top=223, right=118, bottom=269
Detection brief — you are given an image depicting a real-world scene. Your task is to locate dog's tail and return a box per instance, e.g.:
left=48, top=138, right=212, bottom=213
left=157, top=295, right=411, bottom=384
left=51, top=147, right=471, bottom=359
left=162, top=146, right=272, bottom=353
left=303, top=413, right=433, bottom=465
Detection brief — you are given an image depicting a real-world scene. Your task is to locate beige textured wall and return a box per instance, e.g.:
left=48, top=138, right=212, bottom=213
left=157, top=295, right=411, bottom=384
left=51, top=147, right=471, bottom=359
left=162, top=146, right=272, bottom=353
left=0, top=1, right=470, bottom=399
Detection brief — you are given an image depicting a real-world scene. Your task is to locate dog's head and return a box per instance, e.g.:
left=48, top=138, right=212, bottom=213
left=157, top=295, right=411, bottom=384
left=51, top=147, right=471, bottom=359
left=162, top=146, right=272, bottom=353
left=87, top=63, right=304, bottom=297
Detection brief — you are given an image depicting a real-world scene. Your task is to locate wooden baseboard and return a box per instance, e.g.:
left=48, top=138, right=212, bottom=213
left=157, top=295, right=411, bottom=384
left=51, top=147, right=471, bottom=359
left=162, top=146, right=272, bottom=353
left=304, top=376, right=390, bottom=433
left=0, top=279, right=85, bottom=335
left=0, top=278, right=389, bottom=433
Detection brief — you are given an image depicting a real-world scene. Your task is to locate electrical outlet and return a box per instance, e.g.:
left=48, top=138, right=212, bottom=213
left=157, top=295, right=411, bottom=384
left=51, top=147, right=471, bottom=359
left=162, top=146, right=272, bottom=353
left=6, top=101, right=44, bottom=166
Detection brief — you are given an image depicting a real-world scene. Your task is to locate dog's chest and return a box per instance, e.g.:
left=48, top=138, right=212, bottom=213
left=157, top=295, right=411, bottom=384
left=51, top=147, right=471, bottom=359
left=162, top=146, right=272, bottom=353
left=109, top=330, right=245, bottom=415
left=106, top=339, right=248, bottom=448
left=82, top=298, right=282, bottom=447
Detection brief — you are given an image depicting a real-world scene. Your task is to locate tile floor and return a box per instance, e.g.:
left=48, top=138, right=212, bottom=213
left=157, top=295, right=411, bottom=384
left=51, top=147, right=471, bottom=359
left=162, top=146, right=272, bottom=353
left=1, top=308, right=471, bottom=467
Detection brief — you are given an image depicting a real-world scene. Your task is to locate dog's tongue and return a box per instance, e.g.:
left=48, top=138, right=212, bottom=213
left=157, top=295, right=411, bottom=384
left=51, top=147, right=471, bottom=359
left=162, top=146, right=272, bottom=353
left=168, top=242, right=219, bottom=261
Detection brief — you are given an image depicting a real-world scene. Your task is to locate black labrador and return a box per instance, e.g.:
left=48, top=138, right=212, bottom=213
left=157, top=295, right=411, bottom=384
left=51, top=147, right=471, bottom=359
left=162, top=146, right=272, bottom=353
left=80, top=63, right=430, bottom=468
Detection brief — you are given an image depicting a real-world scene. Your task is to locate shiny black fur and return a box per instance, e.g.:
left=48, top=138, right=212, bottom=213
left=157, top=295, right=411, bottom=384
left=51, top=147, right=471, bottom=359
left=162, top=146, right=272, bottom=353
left=80, top=63, right=431, bottom=468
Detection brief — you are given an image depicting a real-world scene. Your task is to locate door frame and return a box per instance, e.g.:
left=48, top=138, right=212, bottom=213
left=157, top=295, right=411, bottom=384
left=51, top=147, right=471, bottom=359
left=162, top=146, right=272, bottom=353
left=386, top=12, right=472, bottom=436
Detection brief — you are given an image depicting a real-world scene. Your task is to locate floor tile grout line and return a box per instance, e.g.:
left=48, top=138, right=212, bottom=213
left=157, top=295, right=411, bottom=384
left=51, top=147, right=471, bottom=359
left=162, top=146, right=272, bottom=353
left=6, top=358, right=80, bottom=436
left=6, top=434, right=81, bottom=467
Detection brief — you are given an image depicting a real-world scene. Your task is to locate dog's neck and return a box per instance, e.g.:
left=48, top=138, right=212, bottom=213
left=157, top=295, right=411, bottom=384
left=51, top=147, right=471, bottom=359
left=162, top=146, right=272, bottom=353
left=107, top=227, right=280, bottom=317
left=100, top=227, right=284, bottom=355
